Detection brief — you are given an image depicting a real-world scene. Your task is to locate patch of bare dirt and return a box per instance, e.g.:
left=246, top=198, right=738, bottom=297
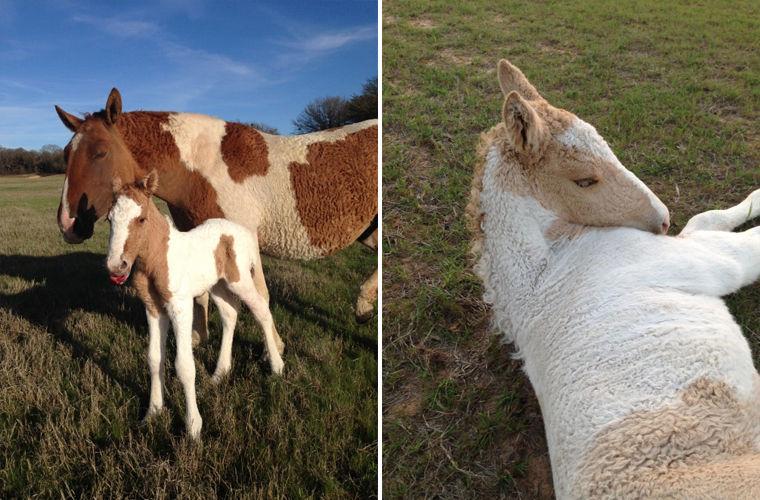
left=409, top=18, right=437, bottom=30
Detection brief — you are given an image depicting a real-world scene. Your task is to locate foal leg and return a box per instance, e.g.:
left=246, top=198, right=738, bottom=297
left=168, top=299, right=203, bottom=439
left=209, top=283, right=240, bottom=384
left=660, top=227, right=760, bottom=297
left=145, top=309, right=169, bottom=419
left=191, top=293, right=210, bottom=346
left=252, top=258, right=284, bottom=355
left=681, top=188, right=760, bottom=235
left=355, top=226, right=378, bottom=323
left=229, top=278, right=284, bottom=375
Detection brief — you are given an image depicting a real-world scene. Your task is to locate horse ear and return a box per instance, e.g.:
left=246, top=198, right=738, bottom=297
left=105, top=88, right=122, bottom=125
left=139, top=170, right=159, bottom=194
left=497, top=59, right=541, bottom=100
left=502, top=91, right=547, bottom=155
left=55, top=105, right=83, bottom=132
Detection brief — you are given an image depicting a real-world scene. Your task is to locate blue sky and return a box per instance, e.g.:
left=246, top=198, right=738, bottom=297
left=0, top=0, right=378, bottom=149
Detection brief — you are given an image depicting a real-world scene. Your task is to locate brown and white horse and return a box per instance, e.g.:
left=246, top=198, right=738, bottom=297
left=55, top=89, right=378, bottom=337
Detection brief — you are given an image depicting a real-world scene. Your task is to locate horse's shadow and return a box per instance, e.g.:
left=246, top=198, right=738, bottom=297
left=0, top=252, right=376, bottom=410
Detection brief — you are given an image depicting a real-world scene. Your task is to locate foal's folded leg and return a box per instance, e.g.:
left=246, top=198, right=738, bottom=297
left=681, top=188, right=760, bottom=235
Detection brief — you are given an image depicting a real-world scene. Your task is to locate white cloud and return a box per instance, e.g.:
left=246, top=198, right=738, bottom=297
left=72, top=14, right=160, bottom=38
left=285, top=25, right=376, bottom=52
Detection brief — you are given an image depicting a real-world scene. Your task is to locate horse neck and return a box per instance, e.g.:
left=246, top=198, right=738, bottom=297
left=135, top=201, right=171, bottom=278
left=478, top=147, right=557, bottom=297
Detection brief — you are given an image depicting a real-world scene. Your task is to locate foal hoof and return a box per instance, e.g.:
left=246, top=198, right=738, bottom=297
left=355, top=299, right=375, bottom=323
left=142, top=406, right=164, bottom=424
left=270, top=357, right=285, bottom=376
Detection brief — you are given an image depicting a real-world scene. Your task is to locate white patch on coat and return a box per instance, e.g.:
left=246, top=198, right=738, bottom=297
left=70, top=132, right=83, bottom=153
left=106, top=195, right=141, bottom=269
left=476, top=144, right=760, bottom=498
left=59, top=176, right=72, bottom=222
left=558, top=117, right=670, bottom=226
left=161, top=113, right=377, bottom=259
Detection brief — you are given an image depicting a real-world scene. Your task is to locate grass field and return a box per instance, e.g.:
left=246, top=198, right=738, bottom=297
left=0, top=174, right=377, bottom=498
left=382, top=1, right=759, bottom=498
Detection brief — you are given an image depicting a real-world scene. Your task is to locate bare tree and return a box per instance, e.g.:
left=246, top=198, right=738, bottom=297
left=292, top=96, right=349, bottom=134
left=345, top=77, right=377, bottom=123
left=247, top=122, right=279, bottom=135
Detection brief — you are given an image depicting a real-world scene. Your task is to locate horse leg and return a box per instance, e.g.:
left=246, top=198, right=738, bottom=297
left=252, top=257, right=284, bottom=355
left=356, top=269, right=378, bottom=323
left=355, top=226, right=378, bottom=322
left=228, top=276, right=284, bottom=375
left=192, top=293, right=210, bottom=346
left=680, top=188, right=760, bottom=235
left=209, top=283, right=240, bottom=384
left=168, top=298, right=202, bottom=439
left=145, top=308, right=169, bottom=419
left=655, top=227, right=760, bottom=297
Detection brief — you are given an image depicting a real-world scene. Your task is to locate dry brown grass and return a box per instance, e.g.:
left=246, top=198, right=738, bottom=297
left=0, top=174, right=378, bottom=498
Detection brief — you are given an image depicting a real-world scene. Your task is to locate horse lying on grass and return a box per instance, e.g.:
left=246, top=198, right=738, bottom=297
left=55, top=88, right=378, bottom=344
left=107, top=171, right=284, bottom=439
left=468, top=59, right=760, bottom=498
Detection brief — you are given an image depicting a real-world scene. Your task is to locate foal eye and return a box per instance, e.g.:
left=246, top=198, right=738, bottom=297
left=138, top=217, right=146, bottom=224
left=574, top=178, right=599, bottom=188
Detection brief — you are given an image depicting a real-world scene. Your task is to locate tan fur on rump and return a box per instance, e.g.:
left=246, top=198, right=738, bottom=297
left=221, top=122, right=269, bottom=181
left=214, top=234, right=241, bottom=283
left=289, top=125, right=378, bottom=255
left=574, top=377, right=760, bottom=498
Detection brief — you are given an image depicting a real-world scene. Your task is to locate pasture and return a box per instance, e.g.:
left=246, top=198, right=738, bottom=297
left=0, top=175, right=377, bottom=497
left=382, top=0, right=759, bottom=498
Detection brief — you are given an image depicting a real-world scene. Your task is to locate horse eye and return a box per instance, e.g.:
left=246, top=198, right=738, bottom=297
left=93, top=150, right=107, bottom=160
left=574, top=178, right=599, bottom=188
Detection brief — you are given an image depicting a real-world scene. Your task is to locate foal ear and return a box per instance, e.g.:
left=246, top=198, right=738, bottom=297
left=105, top=88, right=122, bottom=125
left=138, top=170, right=159, bottom=194
left=497, top=59, right=541, bottom=101
left=55, top=105, right=83, bottom=132
left=502, top=91, right=547, bottom=155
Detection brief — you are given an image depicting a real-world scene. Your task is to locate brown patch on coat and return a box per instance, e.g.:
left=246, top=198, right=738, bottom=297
left=220, top=122, right=269, bottom=181
left=289, top=125, right=378, bottom=255
left=117, top=112, right=226, bottom=228
left=574, top=377, right=760, bottom=498
left=214, top=234, right=241, bottom=283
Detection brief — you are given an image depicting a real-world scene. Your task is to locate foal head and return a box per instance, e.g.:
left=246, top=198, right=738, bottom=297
left=106, top=171, right=159, bottom=285
left=491, top=59, right=670, bottom=235
left=55, top=88, right=141, bottom=243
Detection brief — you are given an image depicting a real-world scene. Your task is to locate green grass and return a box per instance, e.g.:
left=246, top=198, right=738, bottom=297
left=0, top=174, right=377, bottom=498
left=382, top=1, right=760, bottom=498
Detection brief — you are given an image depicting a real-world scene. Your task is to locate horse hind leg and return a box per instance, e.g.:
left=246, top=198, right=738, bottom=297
left=209, top=283, right=240, bottom=384
left=681, top=188, right=760, bottom=236
left=355, top=225, right=378, bottom=323
left=191, top=292, right=210, bottom=346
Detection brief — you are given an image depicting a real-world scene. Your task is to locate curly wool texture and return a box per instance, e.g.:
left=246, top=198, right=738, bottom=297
left=472, top=60, right=760, bottom=498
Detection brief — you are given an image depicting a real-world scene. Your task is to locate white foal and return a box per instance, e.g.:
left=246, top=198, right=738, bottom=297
left=106, top=171, right=285, bottom=439
left=469, top=59, right=760, bottom=498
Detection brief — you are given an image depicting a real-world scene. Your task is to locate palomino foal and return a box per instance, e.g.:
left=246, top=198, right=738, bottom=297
left=469, top=60, right=760, bottom=498
left=107, top=171, right=284, bottom=439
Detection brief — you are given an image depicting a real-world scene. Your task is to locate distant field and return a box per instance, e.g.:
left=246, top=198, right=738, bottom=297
left=383, top=1, right=759, bottom=498
left=0, top=174, right=377, bottom=497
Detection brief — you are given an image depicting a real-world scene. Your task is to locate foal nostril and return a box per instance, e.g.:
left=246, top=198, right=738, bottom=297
left=119, top=260, right=128, bottom=271
left=661, top=221, right=670, bottom=234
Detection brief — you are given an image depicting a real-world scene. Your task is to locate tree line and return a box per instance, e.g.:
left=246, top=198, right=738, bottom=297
left=0, top=76, right=377, bottom=175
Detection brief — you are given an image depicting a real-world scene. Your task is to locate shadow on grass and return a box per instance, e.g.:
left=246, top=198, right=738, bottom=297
left=0, top=252, right=376, bottom=398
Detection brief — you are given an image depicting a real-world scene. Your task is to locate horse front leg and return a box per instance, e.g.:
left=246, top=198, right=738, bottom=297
left=681, top=188, right=760, bottom=236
